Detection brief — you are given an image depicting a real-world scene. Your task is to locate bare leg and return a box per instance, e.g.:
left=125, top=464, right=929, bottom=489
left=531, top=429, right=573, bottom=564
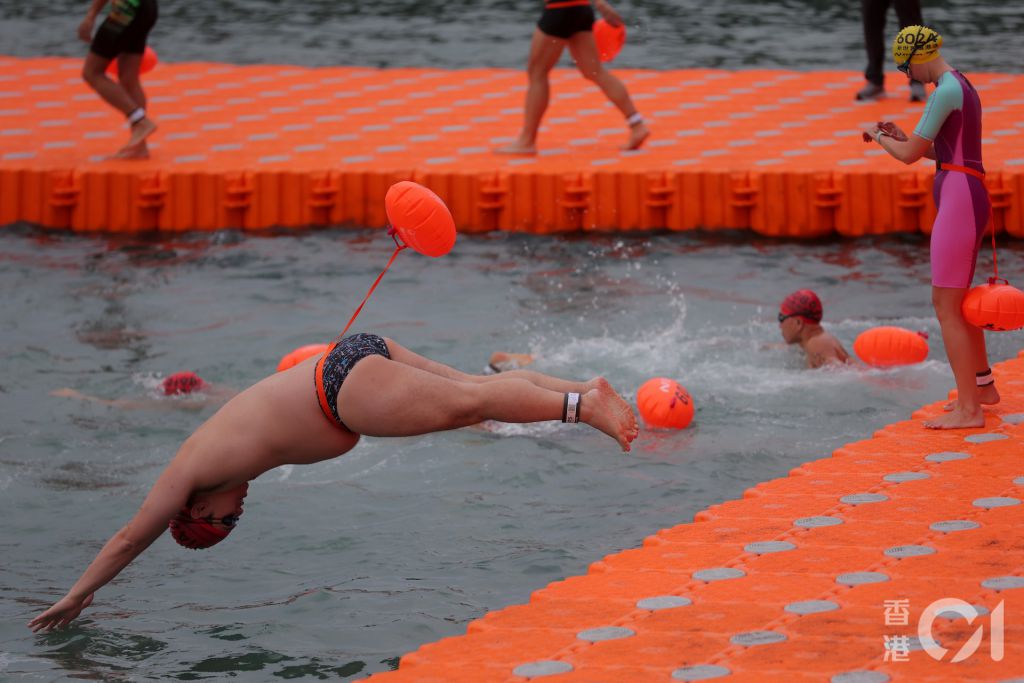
left=566, top=31, right=649, bottom=150
left=114, top=53, right=153, bottom=158
left=925, top=286, right=986, bottom=429
left=385, top=338, right=596, bottom=394
left=337, top=355, right=638, bottom=451
left=496, top=29, right=564, bottom=155
left=942, top=322, right=999, bottom=410
left=83, top=51, right=156, bottom=158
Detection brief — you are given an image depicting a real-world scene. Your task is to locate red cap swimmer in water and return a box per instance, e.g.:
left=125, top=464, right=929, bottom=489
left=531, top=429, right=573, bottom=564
left=778, top=290, right=851, bottom=368
left=168, top=484, right=248, bottom=550
left=162, top=372, right=206, bottom=396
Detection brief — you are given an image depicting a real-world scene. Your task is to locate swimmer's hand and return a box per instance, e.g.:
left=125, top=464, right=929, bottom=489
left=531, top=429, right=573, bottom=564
left=51, top=388, right=85, bottom=399
left=28, top=593, right=94, bottom=632
left=878, top=121, right=908, bottom=141
left=861, top=124, right=886, bottom=143
left=77, top=14, right=96, bottom=43
left=595, top=0, right=624, bottom=27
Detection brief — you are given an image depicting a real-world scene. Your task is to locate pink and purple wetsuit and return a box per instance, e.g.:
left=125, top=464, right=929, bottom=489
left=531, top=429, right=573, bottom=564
left=914, top=70, right=991, bottom=288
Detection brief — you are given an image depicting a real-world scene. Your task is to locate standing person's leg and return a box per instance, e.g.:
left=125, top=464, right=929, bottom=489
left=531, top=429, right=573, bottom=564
left=496, top=29, right=565, bottom=155
left=111, top=52, right=154, bottom=158
left=566, top=32, right=649, bottom=150
left=927, top=287, right=985, bottom=429
left=892, top=0, right=926, bottom=101
left=337, top=354, right=638, bottom=450
left=858, top=0, right=890, bottom=100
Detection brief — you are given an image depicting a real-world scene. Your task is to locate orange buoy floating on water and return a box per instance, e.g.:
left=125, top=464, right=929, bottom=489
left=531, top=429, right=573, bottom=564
left=105, top=46, right=159, bottom=78
left=853, top=326, right=929, bottom=367
left=962, top=279, right=1024, bottom=331
left=593, top=19, right=626, bottom=63
left=637, top=377, right=694, bottom=429
left=384, top=181, right=456, bottom=257
left=276, top=343, right=329, bottom=372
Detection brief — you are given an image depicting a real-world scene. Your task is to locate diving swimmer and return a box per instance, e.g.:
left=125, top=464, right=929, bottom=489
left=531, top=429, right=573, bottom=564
left=496, top=0, right=649, bottom=155
left=778, top=290, right=852, bottom=369
left=28, top=333, right=637, bottom=632
left=862, top=25, right=998, bottom=429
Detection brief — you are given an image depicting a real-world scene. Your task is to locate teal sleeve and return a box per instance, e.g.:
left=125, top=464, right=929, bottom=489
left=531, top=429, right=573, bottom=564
left=913, top=74, right=963, bottom=141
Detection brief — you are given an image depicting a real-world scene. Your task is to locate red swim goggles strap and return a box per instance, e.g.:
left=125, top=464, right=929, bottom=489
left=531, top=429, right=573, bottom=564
left=336, top=227, right=407, bottom=340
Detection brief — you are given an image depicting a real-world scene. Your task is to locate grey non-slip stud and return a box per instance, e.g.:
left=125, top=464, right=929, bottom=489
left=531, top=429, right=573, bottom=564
left=730, top=630, right=787, bottom=646
left=930, top=520, right=980, bottom=532
left=884, top=545, right=936, bottom=558
left=744, top=541, right=796, bottom=554
left=693, top=567, right=745, bottom=582
left=1000, top=413, right=1024, bottom=425
left=831, top=672, right=890, bottom=683
left=512, top=661, right=573, bottom=678
left=965, top=433, right=1009, bottom=444
left=577, top=626, right=634, bottom=642
left=982, top=576, right=1024, bottom=591
left=938, top=604, right=989, bottom=619
left=973, top=497, right=1021, bottom=509
left=926, top=451, right=970, bottom=462
left=794, top=516, right=843, bottom=528
left=1015, top=477, right=1024, bottom=486
left=672, top=664, right=732, bottom=681
left=637, top=596, right=692, bottom=611
left=883, top=471, right=930, bottom=482
left=785, top=599, right=840, bottom=615
left=840, top=493, right=888, bottom=504
left=837, top=571, right=889, bottom=586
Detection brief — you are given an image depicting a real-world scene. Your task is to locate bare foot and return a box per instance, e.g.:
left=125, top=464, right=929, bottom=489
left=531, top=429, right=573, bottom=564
left=581, top=378, right=639, bottom=452
left=489, top=352, right=534, bottom=372
left=128, top=117, right=157, bottom=147
left=943, top=384, right=1000, bottom=411
left=495, top=141, right=537, bottom=155
left=623, top=123, right=650, bottom=151
left=110, top=140, right=150, bottom=160
left=924, top=405, right=985, bottom=430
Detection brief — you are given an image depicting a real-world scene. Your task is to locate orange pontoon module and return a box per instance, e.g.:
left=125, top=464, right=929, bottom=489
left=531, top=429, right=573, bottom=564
left=368, top=351, right=1024, bottom=681
left=2, top=56, right=1023, bottom=237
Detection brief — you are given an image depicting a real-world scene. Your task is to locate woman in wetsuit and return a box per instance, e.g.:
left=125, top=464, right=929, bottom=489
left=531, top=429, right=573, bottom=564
left=864, top=25, right=997, bottom=429
left=496, top=0, right=649, bottom=155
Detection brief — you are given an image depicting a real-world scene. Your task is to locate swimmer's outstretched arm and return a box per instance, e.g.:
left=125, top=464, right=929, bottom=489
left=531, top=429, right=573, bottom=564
left=27, top=463, right=195, bottom=632
left=51, top=387, right=231, bottom=412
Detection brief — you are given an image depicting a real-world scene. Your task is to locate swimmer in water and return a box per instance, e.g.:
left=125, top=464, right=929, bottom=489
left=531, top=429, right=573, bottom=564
left=862, top=26, right=997, bottom=429
left=496, top=0, right=650, bottom=155
left=28, top=333, right=637, bottom=632
left=777, top=290, right=852, bottom=369
left=51, top=371, right=235, bottom=411
left=78, top=0, right=159, bottom=158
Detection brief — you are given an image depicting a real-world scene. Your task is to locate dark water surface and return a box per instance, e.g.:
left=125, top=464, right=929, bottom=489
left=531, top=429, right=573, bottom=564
left=2, top=225, right=1024, bottom=680
left=2, top=1, right=1022, bottom=72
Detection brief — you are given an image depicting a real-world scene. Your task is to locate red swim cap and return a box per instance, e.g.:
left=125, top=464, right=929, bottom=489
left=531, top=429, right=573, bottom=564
left=162, top=372, right=206, bottom=396
left=780, top=289, right=823, bottom=324
left=168, top=507, right=232, bottom=550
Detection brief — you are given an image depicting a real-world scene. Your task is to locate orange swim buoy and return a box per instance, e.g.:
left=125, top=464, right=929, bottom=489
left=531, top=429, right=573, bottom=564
left=637, top=377, right=694, bottom=429
left=105, top=46, right=159, bottom=78
left=384, top=181, right=456, bottom=258
left=593, top=19, right=626, bottom=63
left=962, top=279, right=1024, bottom=331
left=853, top=326, right=929, bottom=367
left=276, top=343, right=329, bottom=372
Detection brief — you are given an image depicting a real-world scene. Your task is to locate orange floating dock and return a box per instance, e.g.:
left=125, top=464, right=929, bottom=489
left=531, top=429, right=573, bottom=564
left=2, top=56, right=1023, bottom=236
left=368, top=353, right=1024, bottom=682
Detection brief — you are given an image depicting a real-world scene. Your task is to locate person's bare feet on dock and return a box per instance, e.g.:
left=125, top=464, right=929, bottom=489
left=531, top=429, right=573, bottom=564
left=581, top=377, right=639, bottom=451
left=924, top=405, right=985, bottom=430
left=623, top=122, right=650, bottom=150
left=495, top=140, right=537, bottom=155
left=943, top=383, right=1000, bottom=412
left=110, top=140, right=150, bottom=160
left=128, top=116, right=157, bottom=147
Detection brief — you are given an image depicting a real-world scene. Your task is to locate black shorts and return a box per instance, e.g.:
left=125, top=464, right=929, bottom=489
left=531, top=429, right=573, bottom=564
left=90, top=0, right=158, bottom=60
left=537, top=4, right=595, bottom=40
left=314, top=333, right=391, bottom=431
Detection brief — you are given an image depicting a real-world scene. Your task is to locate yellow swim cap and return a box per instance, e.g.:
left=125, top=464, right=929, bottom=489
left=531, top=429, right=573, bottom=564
left=892, top=25, right=942, bottom=64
